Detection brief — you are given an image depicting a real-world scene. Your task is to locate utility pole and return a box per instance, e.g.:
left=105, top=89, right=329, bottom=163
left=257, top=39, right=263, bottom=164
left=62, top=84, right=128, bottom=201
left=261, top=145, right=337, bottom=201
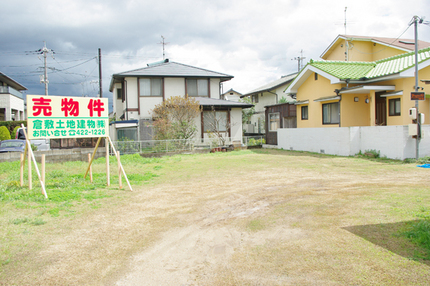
left=159, top=36, right=169, bottom=60
left=412, top=15, right=423, bottom=160
left=98, top=48, right=102, bottom=98
left=39, top=42, right=53, bottom=96
left=292, top=50, right=306, bottom=72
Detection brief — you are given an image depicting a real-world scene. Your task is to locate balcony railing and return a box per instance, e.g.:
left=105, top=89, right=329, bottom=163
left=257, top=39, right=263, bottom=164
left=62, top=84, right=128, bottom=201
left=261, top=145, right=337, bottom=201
left=0, top=86, right=24, bottom=98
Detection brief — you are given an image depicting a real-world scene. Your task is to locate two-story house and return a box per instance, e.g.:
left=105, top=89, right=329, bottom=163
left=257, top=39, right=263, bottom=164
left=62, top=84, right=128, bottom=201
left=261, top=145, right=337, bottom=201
left=285, top=35, right=430, bottom=129
left=241, top=73, right=297, bottom=134
left=109, top=59, right=252, bottom=142
left=0, top=72, right=26, bottom=121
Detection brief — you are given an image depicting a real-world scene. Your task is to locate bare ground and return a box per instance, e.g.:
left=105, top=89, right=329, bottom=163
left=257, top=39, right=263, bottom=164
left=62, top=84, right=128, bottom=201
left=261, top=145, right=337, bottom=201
left=1, top=151, right=430, bottom=285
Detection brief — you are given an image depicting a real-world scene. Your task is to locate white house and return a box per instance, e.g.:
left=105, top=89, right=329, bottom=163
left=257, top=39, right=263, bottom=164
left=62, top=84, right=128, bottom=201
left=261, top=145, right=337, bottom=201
left=0, top=72, right=26, bottom=121
left=241, top=73, right=297, bottom=134
left=221, top=88, right=242, bottom=102
left=109, top=59, right=253, bottom=142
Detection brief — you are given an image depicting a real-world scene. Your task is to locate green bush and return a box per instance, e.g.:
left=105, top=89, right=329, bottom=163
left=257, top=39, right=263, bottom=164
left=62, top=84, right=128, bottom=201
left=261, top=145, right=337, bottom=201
left=0, top=120, right=26, bottom=137
left=12, top=126, right=20, bottom=139
left=0, top=126, right=11, bottom=141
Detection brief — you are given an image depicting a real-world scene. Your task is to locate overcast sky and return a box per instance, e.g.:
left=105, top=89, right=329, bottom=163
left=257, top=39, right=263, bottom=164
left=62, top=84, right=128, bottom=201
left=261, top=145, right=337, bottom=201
left=1, top=0, right=430, bottom=112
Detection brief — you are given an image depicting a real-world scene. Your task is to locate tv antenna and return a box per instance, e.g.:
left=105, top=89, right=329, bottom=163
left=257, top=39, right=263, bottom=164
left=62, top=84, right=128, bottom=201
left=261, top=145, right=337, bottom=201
left=158, top=35, right=169, bottom=60
left=292, top=50, right=306, bottom=72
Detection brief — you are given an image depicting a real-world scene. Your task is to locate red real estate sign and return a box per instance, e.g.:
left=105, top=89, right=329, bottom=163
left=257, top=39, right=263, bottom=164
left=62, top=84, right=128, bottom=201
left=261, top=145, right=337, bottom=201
left=27, top=95, right=109, bottom=140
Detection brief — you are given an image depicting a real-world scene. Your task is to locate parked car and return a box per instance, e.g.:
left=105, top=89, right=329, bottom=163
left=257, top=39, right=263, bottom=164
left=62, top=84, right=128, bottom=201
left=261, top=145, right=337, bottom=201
left=16, top=127, right=50, bottom=151
left=0, top=139, right=26, bottom=153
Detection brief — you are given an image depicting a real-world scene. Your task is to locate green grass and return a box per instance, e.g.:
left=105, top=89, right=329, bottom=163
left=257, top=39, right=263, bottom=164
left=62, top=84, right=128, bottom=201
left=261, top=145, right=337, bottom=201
left=401, top=219, right=430, bottom=260
left=0, top=153, right=166, bottom=219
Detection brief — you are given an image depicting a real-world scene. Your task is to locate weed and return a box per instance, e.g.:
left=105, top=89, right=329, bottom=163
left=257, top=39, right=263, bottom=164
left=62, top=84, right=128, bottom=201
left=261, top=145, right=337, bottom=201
left=400, top=219, right=430, bottom=260
left=31, top=218, right=46, bottom=226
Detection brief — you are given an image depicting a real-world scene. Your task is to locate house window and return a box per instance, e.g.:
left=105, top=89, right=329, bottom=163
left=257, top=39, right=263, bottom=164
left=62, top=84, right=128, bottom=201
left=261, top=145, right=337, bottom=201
left=116, top=88, right=122, bottom=100
left=203, top=111, right=227, bottom=132
left=315, top=73, right=318, bottom=80
left=117, top=127, right=137, bottom=141
left=322, top=102, right=340, bottom=124
left=187, top=79, right=208, bottom=96
left=269, top=113, right=280, bottom=131
left=139, top=78, right=162, bottom=96
left=252, top=94, right=259, bottom=103
left=389, top=98, right=401, bottom=116
left=301, top=106, right=308, bottom=120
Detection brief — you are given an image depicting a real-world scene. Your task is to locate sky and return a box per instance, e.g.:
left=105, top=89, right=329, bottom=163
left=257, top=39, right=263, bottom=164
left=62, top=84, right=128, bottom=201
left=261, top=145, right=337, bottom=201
left=1, top=0, right=430, bottom=112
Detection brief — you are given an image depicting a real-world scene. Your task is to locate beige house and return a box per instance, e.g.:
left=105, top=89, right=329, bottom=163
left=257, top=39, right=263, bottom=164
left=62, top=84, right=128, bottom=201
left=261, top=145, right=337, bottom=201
left=109, top=59, right=252, bottom=142
left=285, top=35, right=430, bottom=129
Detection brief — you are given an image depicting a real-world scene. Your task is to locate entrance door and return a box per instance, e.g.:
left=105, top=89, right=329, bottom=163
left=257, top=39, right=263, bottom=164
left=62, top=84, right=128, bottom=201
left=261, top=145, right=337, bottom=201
left=375, top=94, right=387, bottom=126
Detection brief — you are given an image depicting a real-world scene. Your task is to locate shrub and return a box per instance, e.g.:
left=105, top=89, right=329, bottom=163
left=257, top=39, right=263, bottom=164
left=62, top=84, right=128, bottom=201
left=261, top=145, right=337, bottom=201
left=0, top=126, right=11, bottom=141
left=12, top=126, right=20, bottom=139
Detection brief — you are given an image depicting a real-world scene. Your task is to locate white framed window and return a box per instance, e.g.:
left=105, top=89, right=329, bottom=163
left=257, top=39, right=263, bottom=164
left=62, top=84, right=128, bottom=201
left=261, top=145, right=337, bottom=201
left=187, top=79, right=208, bottom=96
left=322, top=102, right=340, bottom=124
left=269, top=113, right=280, bottom=131
left=139, top=78, right=162, bottom=96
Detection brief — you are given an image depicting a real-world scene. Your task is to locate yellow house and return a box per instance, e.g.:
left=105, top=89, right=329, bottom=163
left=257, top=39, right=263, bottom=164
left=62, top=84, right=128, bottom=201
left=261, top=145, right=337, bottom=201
left=285, top=36, right=430, bottom=128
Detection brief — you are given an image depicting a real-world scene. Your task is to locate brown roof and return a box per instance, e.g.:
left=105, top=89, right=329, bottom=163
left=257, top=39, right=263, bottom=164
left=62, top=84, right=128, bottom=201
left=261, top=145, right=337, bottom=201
left=321, top=34, right=430, bottom=59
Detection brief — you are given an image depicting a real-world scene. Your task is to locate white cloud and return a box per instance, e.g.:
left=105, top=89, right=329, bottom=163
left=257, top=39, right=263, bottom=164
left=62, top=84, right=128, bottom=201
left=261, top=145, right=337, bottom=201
left=1, top=0, right=429, bottom=103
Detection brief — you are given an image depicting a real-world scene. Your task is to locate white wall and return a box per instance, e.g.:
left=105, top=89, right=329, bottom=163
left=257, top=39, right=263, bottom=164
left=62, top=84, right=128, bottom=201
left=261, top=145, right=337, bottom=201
left=230, top=108, right=243, bottom=140
left=210, top=78, right=221, bottom=99
left=0, top=94, right=24, bottom=120
left=277, top=125, right=430, bottom=160
left=165, top=78, right=185, bottom=98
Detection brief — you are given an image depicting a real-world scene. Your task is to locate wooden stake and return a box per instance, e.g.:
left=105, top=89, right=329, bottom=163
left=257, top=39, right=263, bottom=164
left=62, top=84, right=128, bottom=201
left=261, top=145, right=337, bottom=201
left=20, top=153, right=24, bottom=187
left=107, top=136, right=132, bottom=191
left=28, top=140, right=32, bottom=190
left=21, top=124, right=47, bottom=198
left=88, top=153, right=93, bottom=183
left=41, top=154, right=45, bottom=185
left=84, top=137, right=102, bottom=179
left=117, top=151, right=122, bottom=189
left=106, top=137, right=110, bottom=186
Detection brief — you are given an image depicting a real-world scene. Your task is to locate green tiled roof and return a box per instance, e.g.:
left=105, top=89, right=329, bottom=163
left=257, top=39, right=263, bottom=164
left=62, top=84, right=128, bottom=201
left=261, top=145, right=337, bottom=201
left=309, top=47, right=430, bottom=80
left=310, top=61, right=374, bottom=79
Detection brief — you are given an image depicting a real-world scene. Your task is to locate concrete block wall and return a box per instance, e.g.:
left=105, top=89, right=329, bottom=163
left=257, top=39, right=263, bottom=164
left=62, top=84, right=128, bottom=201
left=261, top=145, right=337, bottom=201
left=277, top=125, right=430, bottom=160
left=0, top=148, right=106, bottom=163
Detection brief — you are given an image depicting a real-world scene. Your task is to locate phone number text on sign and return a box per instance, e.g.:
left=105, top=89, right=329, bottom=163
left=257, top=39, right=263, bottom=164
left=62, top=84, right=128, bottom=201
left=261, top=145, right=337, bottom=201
left=27, top=95, right=109, bottom=139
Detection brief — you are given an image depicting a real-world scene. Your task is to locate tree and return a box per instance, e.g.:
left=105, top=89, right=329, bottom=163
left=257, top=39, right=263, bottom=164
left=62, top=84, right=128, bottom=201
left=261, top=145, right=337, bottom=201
left=240, top=97, right=255, bottom=125
left=151, top=96, right=201, bottom=140
left=203, top=107, right=233, bottom=146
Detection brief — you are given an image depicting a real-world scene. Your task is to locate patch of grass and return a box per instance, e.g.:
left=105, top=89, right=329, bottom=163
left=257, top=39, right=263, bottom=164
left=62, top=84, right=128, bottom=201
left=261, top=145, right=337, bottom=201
left=400, top=219, right=430, bottom=260
left=247, top=219, right=265, bottom=231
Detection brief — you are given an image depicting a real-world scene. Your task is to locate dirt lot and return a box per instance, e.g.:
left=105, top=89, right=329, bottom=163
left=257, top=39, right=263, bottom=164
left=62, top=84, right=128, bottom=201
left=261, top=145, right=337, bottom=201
left=1, top=150, right=430, bottom=285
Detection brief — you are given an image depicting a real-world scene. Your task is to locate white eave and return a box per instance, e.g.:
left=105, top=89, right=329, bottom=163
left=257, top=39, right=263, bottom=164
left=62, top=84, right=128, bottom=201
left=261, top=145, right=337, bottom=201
left=313, top=96, right=340, bottom=102
left=380, top=90, right=403, bottom=97
left=294, top=100, right=309, bottom=105
left=339, top=85, right=396, bottom=94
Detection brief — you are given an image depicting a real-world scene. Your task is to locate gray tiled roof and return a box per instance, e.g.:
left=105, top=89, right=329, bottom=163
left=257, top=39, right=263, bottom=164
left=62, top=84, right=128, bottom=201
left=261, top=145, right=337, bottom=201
left=243, top=73, right=298, bottom=97
left=195, top=97, right=253, bottom=109
left=113, top=60, right=233, bottom=80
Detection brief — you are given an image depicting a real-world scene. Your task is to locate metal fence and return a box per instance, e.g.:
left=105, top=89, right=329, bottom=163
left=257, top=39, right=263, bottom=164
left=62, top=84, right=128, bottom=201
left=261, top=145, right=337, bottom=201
left=112, top=136, right=265, bottom=155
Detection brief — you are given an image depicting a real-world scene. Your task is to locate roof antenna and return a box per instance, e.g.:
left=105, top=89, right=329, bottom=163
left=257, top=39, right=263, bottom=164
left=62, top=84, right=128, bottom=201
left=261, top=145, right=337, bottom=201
left=292, top=50, right=306, bottom=72
left=158, top=35, right=169, bottom=60
left=344, top=7, right=349, bottom=61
